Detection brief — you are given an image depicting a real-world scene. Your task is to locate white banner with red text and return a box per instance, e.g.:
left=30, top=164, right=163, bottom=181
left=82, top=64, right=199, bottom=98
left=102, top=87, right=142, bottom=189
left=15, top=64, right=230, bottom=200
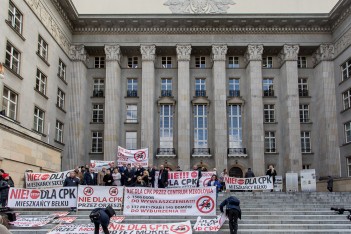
left=10, top=217, right=54, bottom=227
left=8, top=187, right=77, bottom=208
left=25, top=170, right=71, bottom=189
left=52, top=216, right=77, bottom=224
left=193, top=213, right=227, bottom=232
left=90, top=160, right=115, bottom=172
left=77, top=185, right=123, bottom=210
left=225, top=175, right=273, bottom=190
left=155, top=171, right=199, bottom=188
left=123, top=187, right=216, bottom=216
left=200, top=171, right=217, bottom=187
left=48, top=221, right=192, bottom=234
left=117, top=146, right=148, bottom=167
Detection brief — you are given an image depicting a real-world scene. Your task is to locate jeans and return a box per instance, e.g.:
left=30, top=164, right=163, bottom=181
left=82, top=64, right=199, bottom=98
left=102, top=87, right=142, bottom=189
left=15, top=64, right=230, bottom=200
left=94, top=222, right=109, bottom=234
left=227, top=209, right=239, bottom=234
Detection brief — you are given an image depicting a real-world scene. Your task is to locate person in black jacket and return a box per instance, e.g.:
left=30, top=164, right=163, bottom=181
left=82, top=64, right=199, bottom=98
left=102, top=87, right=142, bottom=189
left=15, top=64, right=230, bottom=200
left=63, top=171, right=80, bottom=211
left=124, top=164, right=135, bottom=187
left=90, top=207, right=114, bottom=234
left=266, top=165, right=277, bottom=192
left=220, top=196, right=242, bottom=234
left=158, top=165, right=168, bottom=188
left=147, top=165, right=156, bottom=187
left=245, top=168, right=255, bottom=178
left=103, top=169, right=114, bottom=186
left=84, top=168, right=98, bottom=185
left=0, top=174, right=13, bottom=207
left=193, top=165, right=202, bottom=187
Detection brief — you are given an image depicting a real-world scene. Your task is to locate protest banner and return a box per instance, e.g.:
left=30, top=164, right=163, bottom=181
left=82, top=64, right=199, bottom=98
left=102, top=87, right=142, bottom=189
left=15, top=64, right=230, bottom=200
left=52, top=217, right=77, bottom=224
left=90, top=160, right=115, bottom=172
left=110, top=216, right=125, bottom=223
left=155, top=171, right=199, bottom=188
left=117, top=146, right=148, bottom=167
left=10, top=217, right=53, bottom=227
left=194, top=213, right=226, bottom=232
left=50, top=212, right=70, bottom=218
left=224, top=175, right=273, bottom=191
left=123, top=187, right=216, bottom=216
left=77, top=185, right=123, bottom=210
left=48, top=221, right=192, bottom=234
left=200, top=171, right=217, bottom=187
left=25, top=170, right=71, bottom=189
left=8, top=187, right=77, bottom=208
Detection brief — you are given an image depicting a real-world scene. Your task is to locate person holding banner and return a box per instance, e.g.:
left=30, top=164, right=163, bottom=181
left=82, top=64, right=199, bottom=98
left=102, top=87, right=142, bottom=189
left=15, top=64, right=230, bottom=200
left=193, top=165, right=202, bottom=187
left=147, top=165, right=156, bottom=187
left=112, top=168, right=121, bottom=186
left=207, top=175, right=221, bottom=202
left=103, top=169, right=114, bottom=186
left=124, top=164, right=135, bottom=187
left=158, top=165, right=168, bottom=188
left=63, top=171, right=80, bottom=212
left=98, top=167, right=107, bottom=186
left=84, top=168, right=98, bottom=185
left=220, top=196, right=242, bottom=234
left=266, top=165, right=277, bottom=192
left=118, top=163, right=127, bottom=186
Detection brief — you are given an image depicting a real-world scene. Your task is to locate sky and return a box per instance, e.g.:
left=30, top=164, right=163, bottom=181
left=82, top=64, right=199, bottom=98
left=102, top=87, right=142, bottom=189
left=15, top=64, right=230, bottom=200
left=71, top=0, right=340, bottom=14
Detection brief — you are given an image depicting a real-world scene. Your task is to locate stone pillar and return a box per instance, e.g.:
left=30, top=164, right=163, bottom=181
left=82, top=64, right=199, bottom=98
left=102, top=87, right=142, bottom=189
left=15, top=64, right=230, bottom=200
left=212, top=45, right=228, bottom=173
left=245, top=44, right=265, bottom=176
left=140, top=45, right=156, bottom=166
left=176, top=45, right=192, bottom=171
left=312, top=44, right=340, bottom=177
left=67, top=45, right=89, bottom=169
left=104, top=45, right=122, bottom=161
left=279, top=45, right=302, bottom=173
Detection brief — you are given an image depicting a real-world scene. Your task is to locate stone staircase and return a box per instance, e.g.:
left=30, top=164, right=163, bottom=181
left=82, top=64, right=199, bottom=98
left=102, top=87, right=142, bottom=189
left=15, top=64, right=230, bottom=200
left=8, top=192, right=351, bottom=234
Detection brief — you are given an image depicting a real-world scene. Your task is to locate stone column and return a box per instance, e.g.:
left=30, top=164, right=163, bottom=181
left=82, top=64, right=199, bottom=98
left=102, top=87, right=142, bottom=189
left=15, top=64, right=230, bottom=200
left=245, top=45, right=265, bottom=176
left=279, top=45, right=302, bottom=173
left=212, top=45, right=228, bottom=173
left=67, top=45, right=89, bottom=169
left=104, top=45, right=122, bottom=161
left=312, top=44, right=340, bottom=177
left=176, top=45, right=192, bottom=171
left=140, top=45, right=156, bottom=166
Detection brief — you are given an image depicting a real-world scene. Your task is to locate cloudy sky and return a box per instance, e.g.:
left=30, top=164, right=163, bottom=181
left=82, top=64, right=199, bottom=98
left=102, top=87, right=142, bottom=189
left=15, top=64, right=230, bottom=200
left=72, top=0, right=339, bottom=14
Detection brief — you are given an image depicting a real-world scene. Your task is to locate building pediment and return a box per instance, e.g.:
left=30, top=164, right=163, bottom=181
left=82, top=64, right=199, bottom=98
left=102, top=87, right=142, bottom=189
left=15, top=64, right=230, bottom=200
left=227, top=97, right=245, bottom=105
left=157, top=96, right=176, bottom=106
left=192, top=96, right=210, bottom=105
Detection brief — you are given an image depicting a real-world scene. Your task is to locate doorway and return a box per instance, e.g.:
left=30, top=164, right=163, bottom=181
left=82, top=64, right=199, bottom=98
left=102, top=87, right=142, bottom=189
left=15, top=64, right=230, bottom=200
left=229, top=167, right=243, bottom=178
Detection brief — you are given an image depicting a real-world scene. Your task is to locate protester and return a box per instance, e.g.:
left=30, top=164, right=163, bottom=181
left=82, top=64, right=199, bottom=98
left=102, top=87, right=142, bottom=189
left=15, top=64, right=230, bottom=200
left=266, top=165, right=277, bottom=192
left=124, top=164, right=135, bottom=187
left=158, top=165, right=168, bottom=188
left=98, top=167, right=107, bottom=186
left=112, top=168, right=121, bottom=186
left=220, top=196, right=242, bottom=234
left=63, top=171, right=80, bottom=212
left=141, top=170, right=150, bottom=186
left=119, top=163, right=127, bottom=186
left=0, top=174, right=12, bottom=207
left=201, top=167, right=208, bottom=172
left=245, top=168, right=255, bottom=178
left=327, top=176, right=333, bottom=192
left=135, top=176, right=146, bottom=187
left=103, top=169, right=114, bottom=186
left=147, top=165, right=156, bottom=187
left=90, top=206, right=115, bottom=234
left=109, top=162, right=116, bottom=172
left=0, top=170, right=14, bottom=187
left=0, top=215, right=11, bottom=234
left=176, top=166, right=182, bottom=171
left=219, top=169, right=228, bottom=192
left=193, top=165, right=202, bottom=187
left=83, top=168, right=98, bottom=185
left=207, top=174, right=221, bottom=202
left=135, top=164, right=145, bottom=178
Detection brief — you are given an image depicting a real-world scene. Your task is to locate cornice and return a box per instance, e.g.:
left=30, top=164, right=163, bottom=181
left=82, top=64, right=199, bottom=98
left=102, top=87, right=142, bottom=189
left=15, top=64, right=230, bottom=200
left=50, top=0, right=76, bottom=31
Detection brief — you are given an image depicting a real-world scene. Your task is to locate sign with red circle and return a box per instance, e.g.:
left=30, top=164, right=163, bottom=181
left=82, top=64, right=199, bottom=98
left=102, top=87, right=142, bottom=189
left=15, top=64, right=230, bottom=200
left=109, top=187, right=118, bottom=196
left=170, top=224, right=191, bottom=234
left=203, top=178, right=211, bottom=186
left=83, top=187, right=94, bottom=196
left=237, top=178, right=245, bottom=185
left=30, top=190, right=40, bottom=199
left=41, top=174, right=50, bottom=180
left=134, top=151, right=147, bottom=162
left=90, top=163, right=96, bottom=168
left=191, top=171, right=198, bottom=178
left=196, top=196, right=215, bottom=214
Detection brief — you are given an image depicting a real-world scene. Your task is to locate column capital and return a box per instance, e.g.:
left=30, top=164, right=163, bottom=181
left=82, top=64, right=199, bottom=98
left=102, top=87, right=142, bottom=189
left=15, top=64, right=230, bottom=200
left=211, top=44, right=228, bottom=61
left=312, top=44, right=335, bottom=67
left=104, top=45, right=121, bottom=62
left=176, top=44, right=192, bottom=61
left=69, top=44, right=87, bottom=62
left=140, top=44, right=156, bottom=61
left=244, top=44, right=263, bottom=63
left=279, top=44, right=300, bottom=64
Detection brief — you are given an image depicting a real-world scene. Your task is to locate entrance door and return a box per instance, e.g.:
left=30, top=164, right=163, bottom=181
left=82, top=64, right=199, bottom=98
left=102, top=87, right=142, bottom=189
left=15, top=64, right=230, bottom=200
left=229, top=167, right=243, bottom=178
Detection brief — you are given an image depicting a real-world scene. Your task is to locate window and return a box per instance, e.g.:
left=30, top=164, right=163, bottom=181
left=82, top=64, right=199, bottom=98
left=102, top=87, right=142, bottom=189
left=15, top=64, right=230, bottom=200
left=127, top=78, right=138, bottom=97
left=343, top=88, right=351, bottom=110
left=35, top=69, right=47, bottom=95
left=2, top=87, right=18, bottom=120
left=126, top=132, right=137, bottom=150
left=345, top=121, right=351, bottom=144
left=341, top=59, right=351, bottom=81
left=57, top=89, right=65, bottom=109
left=93, top=79, right=104, bottom=97
left=299, top=104, right=310, bottom=123
left=195, top=56, right=206, bottom=68
left=298, top=78, right=309, bottom=97
left=128, top=57, right=138, bottom=68
left=94, top=57, right=105, bottom=68
left=58, top=60, right=66, bottom=80
left=264, top=104, right=275, bottom=123
left=162, top=57, right=172, bottom=68
left=264, top=131, right=276, bottom=153
left=126, top=105, right=137, bottom=123
left=37, top=35, right=48, bottom=60
left=195, top=78, right=206, bottom=97
left=228, top=56, right=239, bottom=68
left=8, top=1, right=23, bottom=34
left=302, top=164, right=311, bottom=170
left=92, top=104, right=104, bottom=123
left=347, top=157, right=351, bottom=177
left=298, top=57, right=307, bottom=68
left=161, top=78, right=172, bottom=97
left=91, top=131, right=103, bottom=153
left=301, top=131, right=311, bottom=153
left=160, top=105, right=173, bottom=148
left=228, top=105, right=242, bottom=148
left=263, top=56, right=273, bottom=68
left=263, top=78, right=274, bottom=97
left=5, top=42, right=20, bottom=74
left=33, top=107, right=45, bottom=133
left=55, top=120, right=64, bottom=143
left=194, top=105, right=208, bottom=148
left=229, top=79, right=240, bottom=97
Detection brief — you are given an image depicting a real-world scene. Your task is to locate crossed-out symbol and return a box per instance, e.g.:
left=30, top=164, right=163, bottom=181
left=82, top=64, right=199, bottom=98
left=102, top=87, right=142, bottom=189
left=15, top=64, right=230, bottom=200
left=196, top=196, right=215, bottom=214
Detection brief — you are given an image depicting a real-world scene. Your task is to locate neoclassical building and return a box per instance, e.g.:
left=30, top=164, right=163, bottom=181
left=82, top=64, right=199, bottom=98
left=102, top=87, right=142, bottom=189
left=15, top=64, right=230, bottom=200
left=1, top=0, right=351, bottom=180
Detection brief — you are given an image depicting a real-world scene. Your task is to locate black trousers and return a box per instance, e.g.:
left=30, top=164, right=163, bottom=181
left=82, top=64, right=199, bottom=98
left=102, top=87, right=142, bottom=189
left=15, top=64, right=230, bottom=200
left=94, top=222, right=109, bottom=234
left=226, top=209, right=239, bottom=234
left=327, top=187, right=333, bottom=192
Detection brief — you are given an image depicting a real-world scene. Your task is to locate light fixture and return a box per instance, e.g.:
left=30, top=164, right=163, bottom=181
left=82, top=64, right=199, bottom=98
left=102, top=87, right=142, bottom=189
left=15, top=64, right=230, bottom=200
left=0, top=64, right=4, bottom=79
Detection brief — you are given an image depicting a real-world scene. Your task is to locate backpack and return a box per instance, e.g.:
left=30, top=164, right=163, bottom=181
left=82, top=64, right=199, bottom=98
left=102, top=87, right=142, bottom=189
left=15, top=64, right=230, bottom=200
left=105, top=205, right=115, bottom=218
left=89, top=209, right=101, bottom=223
